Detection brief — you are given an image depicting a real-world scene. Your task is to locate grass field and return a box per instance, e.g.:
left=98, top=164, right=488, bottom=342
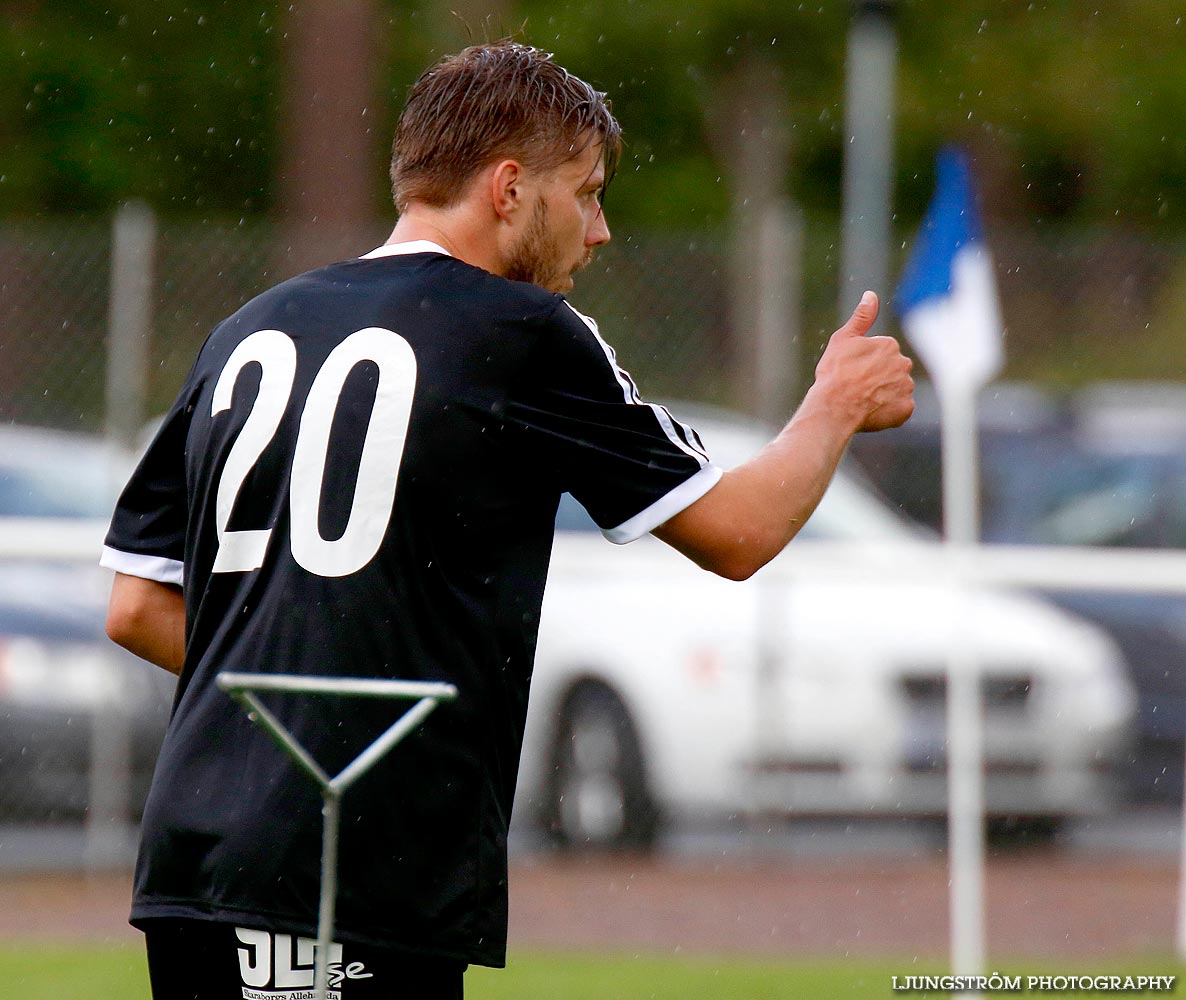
left=0, top=945, right=929, bottom=999
left=2, top=946, right=1180, bottom=999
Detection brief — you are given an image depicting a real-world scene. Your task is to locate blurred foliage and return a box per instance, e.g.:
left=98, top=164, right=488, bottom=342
left=0, top=1, right=278, bottom=216
left=513, top=1, right=845, bottom=229
left=3, top=0, right=1186, bottom=234
left=893, top=3, right=1186, bottom=228
left=514, top=1, right=1186, bottom=233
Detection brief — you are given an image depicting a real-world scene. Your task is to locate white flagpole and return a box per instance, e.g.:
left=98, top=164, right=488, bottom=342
left=940, top=382, right=988, bottom=979
left=897, top=146, right=1002, bottom=985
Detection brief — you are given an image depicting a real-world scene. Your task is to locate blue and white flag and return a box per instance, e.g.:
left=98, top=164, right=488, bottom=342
left=894, top=147, right=1003, bottom=393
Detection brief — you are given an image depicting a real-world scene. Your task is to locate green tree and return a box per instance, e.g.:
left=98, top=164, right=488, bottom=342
left=7, top=1, right=1186, bottom=233
left=0, top=0, right=279, bottom=216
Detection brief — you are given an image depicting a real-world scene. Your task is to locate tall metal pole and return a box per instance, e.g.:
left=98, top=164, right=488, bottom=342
left=839, top=0, right=898, bottom=321
left=106, top=200, right=156, bottom=449
left=754, top=201, right=803, bottom=427
left=315, top=792, right=342, bottom=999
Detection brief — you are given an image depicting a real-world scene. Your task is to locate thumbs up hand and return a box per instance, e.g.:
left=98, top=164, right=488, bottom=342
left=813, top=291, right=915, bottom=434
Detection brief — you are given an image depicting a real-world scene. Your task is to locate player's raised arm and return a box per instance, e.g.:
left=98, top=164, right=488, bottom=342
left=653, top=291, right=914, bottom=581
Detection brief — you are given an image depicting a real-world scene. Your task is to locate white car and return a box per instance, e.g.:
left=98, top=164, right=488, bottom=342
left=515, top=407, right=1137, bottom=849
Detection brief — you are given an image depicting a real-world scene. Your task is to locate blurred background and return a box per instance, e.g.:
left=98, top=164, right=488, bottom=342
left=3, top=0, right=1186, bottom=991
left=8, top=1, right=1186, bottom=429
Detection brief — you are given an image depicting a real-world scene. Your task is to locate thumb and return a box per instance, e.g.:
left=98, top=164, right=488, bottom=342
left=837, top=290, right=880, bottom=337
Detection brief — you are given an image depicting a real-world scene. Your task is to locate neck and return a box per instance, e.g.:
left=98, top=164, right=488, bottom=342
left=386, top=204, right=503, bottom=277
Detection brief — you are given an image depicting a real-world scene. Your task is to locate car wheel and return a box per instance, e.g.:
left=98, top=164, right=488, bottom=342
left=544, top=682, right=659, bottom=852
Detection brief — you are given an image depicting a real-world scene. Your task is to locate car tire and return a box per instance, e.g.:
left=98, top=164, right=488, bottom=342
left=543, top=682, right=660, bottom=852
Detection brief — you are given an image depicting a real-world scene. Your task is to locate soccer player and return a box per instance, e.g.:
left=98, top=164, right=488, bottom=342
left=103, top=40, right=913, bottom=999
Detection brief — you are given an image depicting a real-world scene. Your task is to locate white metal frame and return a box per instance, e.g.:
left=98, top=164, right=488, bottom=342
left=215, top=672, right=457, bottom=1000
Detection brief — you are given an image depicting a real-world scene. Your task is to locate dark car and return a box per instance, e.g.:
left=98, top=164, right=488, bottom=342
left=0, top=426, right=174, bottom=822
left=846, top=381, right=1186, bottom=804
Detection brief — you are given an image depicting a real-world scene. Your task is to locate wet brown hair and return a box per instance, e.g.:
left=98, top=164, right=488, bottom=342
left=390, top=40, right=622, bottom=212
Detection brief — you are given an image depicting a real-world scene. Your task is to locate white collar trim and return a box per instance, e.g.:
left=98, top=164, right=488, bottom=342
left=359, top=240, right=451, bottom=260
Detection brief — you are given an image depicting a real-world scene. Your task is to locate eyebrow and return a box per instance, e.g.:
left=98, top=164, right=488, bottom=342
left=578, top=162, right=605, bottom=190
left=576, top=150, right=610, bottom=204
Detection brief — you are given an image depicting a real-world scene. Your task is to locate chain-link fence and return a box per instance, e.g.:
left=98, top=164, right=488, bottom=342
left=1, top=215, right=742, bottom=439
left=1, top=219, right=112, bottom=432
left=6, top=212, right=1186, bottom=441
left=990, top=227, right=1183, bottom=385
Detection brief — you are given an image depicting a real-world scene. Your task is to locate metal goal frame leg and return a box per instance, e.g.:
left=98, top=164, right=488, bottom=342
left=217, top=673, right=458, bottom=1000
left=317, top=789, right=341, bottom=999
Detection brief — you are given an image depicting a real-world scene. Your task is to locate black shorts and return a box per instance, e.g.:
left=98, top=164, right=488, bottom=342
left=143, top=919, right=466, bottom=1000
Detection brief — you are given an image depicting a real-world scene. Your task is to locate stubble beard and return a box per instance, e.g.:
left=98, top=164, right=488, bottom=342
left=504, top=200, right=593, bottom=293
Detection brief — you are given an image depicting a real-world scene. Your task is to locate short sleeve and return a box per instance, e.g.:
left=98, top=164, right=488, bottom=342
left=505, top=302, right=722, bottom=543
left=100, top=389, right=195, bottom=585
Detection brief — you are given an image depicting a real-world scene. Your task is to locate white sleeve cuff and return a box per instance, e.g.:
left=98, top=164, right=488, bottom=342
left=601, top=464, right=724, bottom=545
left=100, top=545, right=185, bottom=586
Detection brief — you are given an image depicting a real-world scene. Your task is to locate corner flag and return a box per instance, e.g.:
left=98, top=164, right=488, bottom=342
left=895, top=149, right=1003, bottom=982
left=894, top=147, right=1003, bottom=393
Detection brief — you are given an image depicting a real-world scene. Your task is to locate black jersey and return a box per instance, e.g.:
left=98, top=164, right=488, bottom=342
left=101, top=241, right=721, bottom=967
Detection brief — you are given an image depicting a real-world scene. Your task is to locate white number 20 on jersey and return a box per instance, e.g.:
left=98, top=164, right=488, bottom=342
left=209, top=327, right=416, bottom=578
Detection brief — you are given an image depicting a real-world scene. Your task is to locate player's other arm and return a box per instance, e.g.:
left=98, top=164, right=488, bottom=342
left=106, top=572, right=186, bottom=675
left=653, top=292, right=914, bottom=582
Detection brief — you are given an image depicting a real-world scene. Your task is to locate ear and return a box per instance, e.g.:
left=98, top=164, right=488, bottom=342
left=490, top=159, right=526, bottom=223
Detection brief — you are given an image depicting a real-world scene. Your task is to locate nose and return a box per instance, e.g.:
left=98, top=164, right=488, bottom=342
left=587, top=207, right=611, bottom=248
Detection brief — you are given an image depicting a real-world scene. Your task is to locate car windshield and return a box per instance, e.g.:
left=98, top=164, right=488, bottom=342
left=0, top=428, right=128, bottom=519
left=1018, top=448, right=1186, bottom=548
